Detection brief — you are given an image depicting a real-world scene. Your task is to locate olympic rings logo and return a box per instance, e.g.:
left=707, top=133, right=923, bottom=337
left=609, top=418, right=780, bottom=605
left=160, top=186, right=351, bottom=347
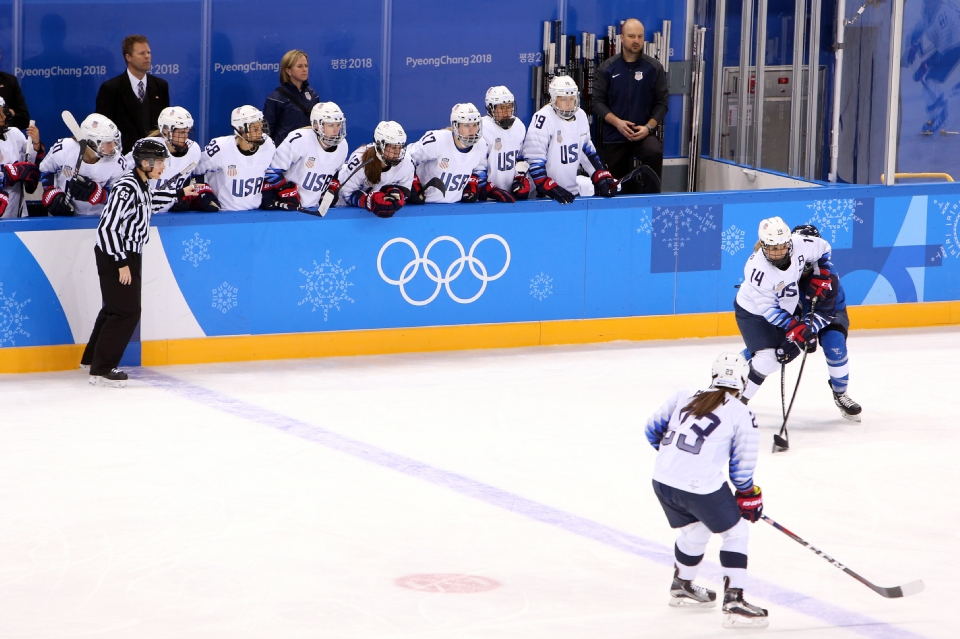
left=377, top=235, right=510, bottom=306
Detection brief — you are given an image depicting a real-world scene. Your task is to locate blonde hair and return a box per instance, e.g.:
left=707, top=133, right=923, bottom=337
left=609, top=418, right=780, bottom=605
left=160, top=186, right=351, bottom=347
left=279, top=50, right=308, bottom=85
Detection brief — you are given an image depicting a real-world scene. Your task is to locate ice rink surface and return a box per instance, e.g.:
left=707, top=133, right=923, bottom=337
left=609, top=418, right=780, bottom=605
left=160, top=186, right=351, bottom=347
left=1, top=326, right=957, bottom=638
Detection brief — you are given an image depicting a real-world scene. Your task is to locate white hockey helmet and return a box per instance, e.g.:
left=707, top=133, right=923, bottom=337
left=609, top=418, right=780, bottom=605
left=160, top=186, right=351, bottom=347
left=231, top=105, right=268, bottom=147
left=80, top=113, right=121, bottom=158
left=485, top=85, right=516, bottom=128
left=310, top=101, right=346, bottom=148
left=711, top=352, right=750, bottom=393
left=450, top=102, right=482, bottom=147
left=549, top=75, right=580, bottom=120
left=0, top=97, right=8, bottom=136
left=758, top=216, right=793, bottom=267
left=157, top=106, right=194, bottom=152
left=373, top=120, right=407, bottom=167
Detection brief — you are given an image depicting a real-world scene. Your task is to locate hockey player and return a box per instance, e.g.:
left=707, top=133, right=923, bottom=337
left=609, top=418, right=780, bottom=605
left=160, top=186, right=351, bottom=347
left=522, top=75, right=617, bottom=204
left=122, top=106, right=220, bottom=213
left=39, top=113, right=125, bottom=217
left=645, top=352, right=768, bottom=629
left=480, top=86, right=531, bottom=199
left=734, top=216, right=834, bottom=403
left=0, top=99, right=43, bottom=219
left=406, top=102, right=514, bottom=204
left=792, top=224, right=862, bottom=421
left=196, top=105, right=276, bottom=211
left=263, top=102, right=348, bottom=211
left=339, top=120, right=415, bottom=218
left=902, top=0, right=960, bottom=134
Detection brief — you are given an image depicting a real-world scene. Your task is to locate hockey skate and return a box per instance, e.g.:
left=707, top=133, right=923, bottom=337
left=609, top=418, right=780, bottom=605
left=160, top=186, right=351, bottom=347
left=830, top=382, right=862, bottom=423
left=669, top=567, right=716, bottom=608
left=722, top=577, right=769, bottom=628
left=89, top=368, right=128, bottom=388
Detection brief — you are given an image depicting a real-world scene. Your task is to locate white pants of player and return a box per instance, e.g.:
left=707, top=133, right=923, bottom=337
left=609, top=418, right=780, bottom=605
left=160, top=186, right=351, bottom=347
left=676, top=518, right=751, bottom=589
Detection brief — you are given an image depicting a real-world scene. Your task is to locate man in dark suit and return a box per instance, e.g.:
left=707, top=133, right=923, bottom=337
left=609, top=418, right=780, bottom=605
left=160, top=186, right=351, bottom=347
left=95, top=35, right=169, bottom=154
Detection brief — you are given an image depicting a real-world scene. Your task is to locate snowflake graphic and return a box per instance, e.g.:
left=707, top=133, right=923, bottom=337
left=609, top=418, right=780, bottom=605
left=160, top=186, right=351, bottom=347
left=182, top=232, right=210, bottom=267
left=651, top=205, right=718, bottom=256
left=805, top=199, right=863, bottom=243
left=298, top=250, right=355, bottom=320
left=721, top=225, right=746, bottom=256
left=933, top=198, right=960, bottom=259
left=636, top=210, right=652, bottom=234
left=529, top=272, right=553, bottom=301
left=211, top=282, right=238, bottom=313
left=0, top=282, right=31, bottom=346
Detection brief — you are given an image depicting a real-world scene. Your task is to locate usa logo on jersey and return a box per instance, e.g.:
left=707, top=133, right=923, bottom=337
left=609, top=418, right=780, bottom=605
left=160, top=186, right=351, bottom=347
left=227, top=165, right=237, bottom=177
left=439, top=158, right=449, bottom=169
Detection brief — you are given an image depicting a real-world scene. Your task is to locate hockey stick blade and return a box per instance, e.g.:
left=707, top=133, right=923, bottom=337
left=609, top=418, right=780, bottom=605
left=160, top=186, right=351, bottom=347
left=772, top=433, right=789, bottom=453
left=315, top=157, right=375, bottom=217
left=422, top=176, right=447, bottom=196
left=615, top=166, right=643, bottom=190
left=762, top=516, right=924, bottom=598
left=61, top=110, right=83, bottom=140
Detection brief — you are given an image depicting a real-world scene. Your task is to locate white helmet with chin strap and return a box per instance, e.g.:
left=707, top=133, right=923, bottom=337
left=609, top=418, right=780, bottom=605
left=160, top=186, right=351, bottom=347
left=231, top=105, right=267, bottom=148
left=80, top=113, right=121, bottom=158
left=373, top=120, right=407, bottom=167
left=758, top=216, right=793, bottom=267
left=484, top=85, right=516, bottom=128
left=157, top=106, right=194, bottom=153
left=711, top=352, right=750, bottom=393
left=450, top=102, right=482, bottom=147
left=548, top=75, right=580, bottom=120
left=311, top=102, right=346, bottom=148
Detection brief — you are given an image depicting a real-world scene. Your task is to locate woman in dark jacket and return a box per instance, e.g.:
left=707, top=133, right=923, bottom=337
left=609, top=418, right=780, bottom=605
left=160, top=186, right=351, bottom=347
left=264, top=49, right=320, bottom=145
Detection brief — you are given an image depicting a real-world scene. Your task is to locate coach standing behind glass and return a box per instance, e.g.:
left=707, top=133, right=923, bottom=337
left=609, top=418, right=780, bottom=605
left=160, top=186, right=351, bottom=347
left=264, top=50, right=320, bottom=146
left=592, top=18, right=669, bottom=194
left=96, top=35, right=170, bottom=155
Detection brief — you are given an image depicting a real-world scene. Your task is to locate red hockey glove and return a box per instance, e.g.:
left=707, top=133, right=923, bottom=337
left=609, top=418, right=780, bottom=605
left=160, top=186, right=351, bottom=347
left=736, top=486, right=763, bottom=523
left=484, top=183, right=516, bottom=203
left=460, top=175, right=480, bottom=203
left=534, top=176, right=575, bottom=204
left=592, top=169, right=617, bottom=197
left=360, top=190, right=404, bottom=218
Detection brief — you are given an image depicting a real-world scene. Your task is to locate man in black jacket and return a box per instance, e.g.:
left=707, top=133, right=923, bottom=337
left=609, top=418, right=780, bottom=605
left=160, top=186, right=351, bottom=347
left=593, top=19, right=669, bottom=193
left=95, top=35, right=170, bottom=154
left=0, top=69, right=31, bottom=129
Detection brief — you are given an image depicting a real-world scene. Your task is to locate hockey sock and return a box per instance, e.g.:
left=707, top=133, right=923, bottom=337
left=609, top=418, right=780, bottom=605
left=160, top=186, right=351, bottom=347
left=820, top=329, right=849, bottom=394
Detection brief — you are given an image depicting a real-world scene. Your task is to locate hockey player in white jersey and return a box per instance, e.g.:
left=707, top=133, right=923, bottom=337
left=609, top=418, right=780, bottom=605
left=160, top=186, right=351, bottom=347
left=196, top=105, right=276, bottom=211
left=645, top=352, right=769, bottom=629
left=40, top=113, right=125, bottom=217
left=339, top=120, right=415, bottom=218
left=406, top=102, right=515, bottom=204
left=0, top=101, right=43, bottom=218
left=522, top=75, right=617, bottom=204
left=264, top=101, right=348, bottom=211
left=481, top=86, right=531, bottom=199
left=734, top=216, right=834, bottom=403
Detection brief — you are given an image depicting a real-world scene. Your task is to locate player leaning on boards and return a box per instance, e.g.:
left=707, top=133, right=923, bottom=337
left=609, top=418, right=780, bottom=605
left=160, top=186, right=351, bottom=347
left=82, top=140, right=196, bottom=387
left=480, top=85, right=532, bottom=200
left=339, top=120, right=416, bottom=218
left=264, top=102, right=348, bottom=212
left=0, top=98, right=43, bottom=219
left=406, top=102, right=515, bottom=204
left=196, top=106, right=276, bottom=212
left=39, top=114, right=125, bottom=217
left=522, top=75, right=617, bottom=204
left=645, top=353, right=768, bottom=628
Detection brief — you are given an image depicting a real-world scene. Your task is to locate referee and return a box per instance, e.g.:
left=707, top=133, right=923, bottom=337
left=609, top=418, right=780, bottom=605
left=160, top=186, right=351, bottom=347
left=81, top=138, right=193, bottom=387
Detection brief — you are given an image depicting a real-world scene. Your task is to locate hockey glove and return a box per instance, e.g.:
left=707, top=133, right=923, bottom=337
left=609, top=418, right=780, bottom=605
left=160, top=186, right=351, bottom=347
left=592, top=169, right=617, bottom=197
left=484, top=183, right=516, bottom=203
left=460, top=175, right=480, bottom=203
left=805, top=271, right=833, bottom=300
left=0, top=191, right=9, bottom=217
left=534, top=177, right=575, bottom=204
left=736, top=486, right=763, bottom=523
left=360, top=189, right=404, bottom=218
left=2, top=161, right=38, bottom=188
left=785, top=319, right=815, bottom=346
left=42, top=187, right=74, bottom=216
left=66, top=175, right=106, bottom=205
left=192, top=183, right=221, bottom=212
left=271, top=183, right=301, bottom=210
left=511, top=172, right=531, bottom=198
left=407, top=175, right=427, bottom=205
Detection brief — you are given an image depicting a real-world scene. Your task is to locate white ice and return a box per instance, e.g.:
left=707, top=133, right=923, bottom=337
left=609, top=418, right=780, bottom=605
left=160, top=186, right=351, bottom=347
left=1, top=326, right=957, bottom=638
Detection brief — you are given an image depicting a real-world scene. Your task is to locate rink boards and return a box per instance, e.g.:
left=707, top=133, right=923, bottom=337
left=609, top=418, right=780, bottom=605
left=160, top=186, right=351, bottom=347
left=2, top=182, right=960, bottom=373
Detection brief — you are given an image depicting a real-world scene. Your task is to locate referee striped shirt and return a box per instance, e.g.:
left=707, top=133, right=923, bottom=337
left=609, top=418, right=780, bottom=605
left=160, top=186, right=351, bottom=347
left=96, top=169, right=178, bottom=266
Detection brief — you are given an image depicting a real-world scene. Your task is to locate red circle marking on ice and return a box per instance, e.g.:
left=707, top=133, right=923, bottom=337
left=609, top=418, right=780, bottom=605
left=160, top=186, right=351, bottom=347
left=395, top=573, right=500, bottom=593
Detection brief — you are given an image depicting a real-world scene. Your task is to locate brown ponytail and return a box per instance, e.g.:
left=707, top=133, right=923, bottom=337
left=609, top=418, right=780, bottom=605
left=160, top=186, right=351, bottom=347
left=362, top=145, right=383, bottom=185
left=682, top=388, right=739, bottom=418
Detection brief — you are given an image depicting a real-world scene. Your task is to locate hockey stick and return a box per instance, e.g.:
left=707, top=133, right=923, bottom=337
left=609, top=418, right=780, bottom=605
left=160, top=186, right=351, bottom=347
left=761, top=515, right=924, bottom=598
left=421, top=176, right=447, bottom=197
left=157, top=161, right=198, bottom=191
left=315, top=157, right=375, bottom=218
left=773, top=297, right=818, bottom=453
left=61, top=110, right=82, bottom=140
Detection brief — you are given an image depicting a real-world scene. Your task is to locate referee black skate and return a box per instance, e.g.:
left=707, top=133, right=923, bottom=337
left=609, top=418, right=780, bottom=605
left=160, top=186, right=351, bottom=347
left=81, top=138, right=193, bottom=387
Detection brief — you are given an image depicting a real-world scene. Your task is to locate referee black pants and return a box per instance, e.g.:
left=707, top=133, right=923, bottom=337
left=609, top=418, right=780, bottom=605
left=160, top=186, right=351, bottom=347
left=82, top=246, right=142, bottom=376
left=601, top=137, right=664, bottom=194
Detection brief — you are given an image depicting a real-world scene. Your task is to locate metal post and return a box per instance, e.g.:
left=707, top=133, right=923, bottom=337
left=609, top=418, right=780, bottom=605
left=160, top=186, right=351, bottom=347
left=737, top=0, right=755, bottom=165
left=884, top=0, right=905, bottom=185
left=199, top=0, right=212, bottom=144
left=789, top=0, right=807, bottom=176
left=11, top=0, right=22, bottom=75
left=828, top=0, right=846, bottom=182
left=805, top=0, right=822, bottom=180
left=754, top=0, right=769, bottom=168
left=711, top=0, right=728, bottom=158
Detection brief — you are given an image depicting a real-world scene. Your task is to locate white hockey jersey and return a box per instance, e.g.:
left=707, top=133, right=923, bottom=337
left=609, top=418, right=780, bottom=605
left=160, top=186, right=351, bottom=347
left=338, top=143, right=416, bottom=208
left=268, top=128, right=348, bottom=209
left=480, top=115, right=527, bottom=191
left=39, top=138, right=126, bottom=216
left=735, top=235, right=833, bottom=328
left=406, top=129, right=488, bottom=203
left=123, top=137, right=202, bottom=212
left=0, top=128, right=37, bottom=218
left=645, top=388, right=759, bottom=494
left=196, top=135, right=276, bottom=211
left=522, top=106, right=603, bottom=195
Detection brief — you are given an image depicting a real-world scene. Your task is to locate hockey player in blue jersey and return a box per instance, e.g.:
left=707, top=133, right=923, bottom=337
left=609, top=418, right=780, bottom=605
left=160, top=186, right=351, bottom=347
left=645, top=352, right=769, bottom=629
